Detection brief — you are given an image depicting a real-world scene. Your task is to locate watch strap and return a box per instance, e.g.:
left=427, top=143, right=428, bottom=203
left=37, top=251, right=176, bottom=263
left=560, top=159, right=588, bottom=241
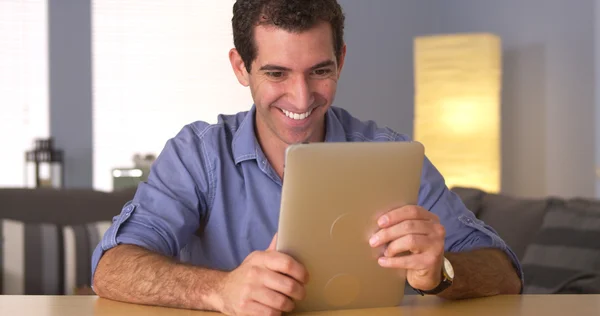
left=413, top=261, right=453, bottom=295
left=414, top=277, right=452, bottom=295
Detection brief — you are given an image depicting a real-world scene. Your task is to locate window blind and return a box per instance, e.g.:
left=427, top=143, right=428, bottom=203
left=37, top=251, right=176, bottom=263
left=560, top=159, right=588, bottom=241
left=0, top=0, right=49, bottom=187
left=92, top=0, right=252, bottom=191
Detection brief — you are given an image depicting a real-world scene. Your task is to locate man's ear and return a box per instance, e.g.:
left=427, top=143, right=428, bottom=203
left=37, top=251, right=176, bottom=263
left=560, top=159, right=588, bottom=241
left=336, top=44, right=347, bottom=79
left=229, top=48, right=250, bottom=86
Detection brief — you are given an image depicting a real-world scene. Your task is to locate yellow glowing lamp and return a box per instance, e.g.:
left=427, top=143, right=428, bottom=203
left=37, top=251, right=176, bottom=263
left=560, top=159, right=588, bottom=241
left=414, top=33, right=501, bottom=193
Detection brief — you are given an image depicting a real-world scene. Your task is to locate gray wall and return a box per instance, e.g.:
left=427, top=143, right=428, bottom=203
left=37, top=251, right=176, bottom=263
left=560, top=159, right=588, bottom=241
left=434, top=0, right=596, bottom=199
left=596, top=0, right=600, bottom=198
left=48, top=0, right=93, bottom=188
left=336, top=0, right=436, bottom=137
left=339, top=0, right=597, bottom=199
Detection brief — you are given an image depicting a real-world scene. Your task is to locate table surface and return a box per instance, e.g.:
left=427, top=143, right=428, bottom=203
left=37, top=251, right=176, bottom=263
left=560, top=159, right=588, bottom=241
left=1, top=294, right=599, bottom=315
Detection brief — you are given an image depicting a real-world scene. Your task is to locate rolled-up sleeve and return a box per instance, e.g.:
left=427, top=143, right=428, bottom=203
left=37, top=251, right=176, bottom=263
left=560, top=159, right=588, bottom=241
left=91, top=123, right=213, bottom=285
left=417, top=155, right=524, bottom=285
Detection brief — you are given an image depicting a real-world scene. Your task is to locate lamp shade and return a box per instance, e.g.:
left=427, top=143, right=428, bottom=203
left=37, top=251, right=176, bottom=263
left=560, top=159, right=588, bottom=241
left=414, top=33, right=501, bottom=193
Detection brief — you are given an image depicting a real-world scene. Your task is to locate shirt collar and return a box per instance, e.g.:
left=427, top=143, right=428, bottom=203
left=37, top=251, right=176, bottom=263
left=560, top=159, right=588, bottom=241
left=232, top=105, right=259, bottom=165
left=232, top=105, right=347, bottom=164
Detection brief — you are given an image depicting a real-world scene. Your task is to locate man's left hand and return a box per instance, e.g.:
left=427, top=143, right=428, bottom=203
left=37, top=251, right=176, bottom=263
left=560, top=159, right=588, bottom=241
left=369, top=205, right=446, bottom=291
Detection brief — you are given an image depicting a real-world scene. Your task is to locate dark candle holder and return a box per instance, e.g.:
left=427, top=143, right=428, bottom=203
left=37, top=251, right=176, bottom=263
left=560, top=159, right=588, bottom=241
left=25, top=138, right=64, bottom=189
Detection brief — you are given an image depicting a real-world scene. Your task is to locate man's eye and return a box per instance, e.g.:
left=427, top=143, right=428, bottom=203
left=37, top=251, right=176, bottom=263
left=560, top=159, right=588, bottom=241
left=313, top=69, right=332, bottom=76
left=265, top=72, right=284, bottom=78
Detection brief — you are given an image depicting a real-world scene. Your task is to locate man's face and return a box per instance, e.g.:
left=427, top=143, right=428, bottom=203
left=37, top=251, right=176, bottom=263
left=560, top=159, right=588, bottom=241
left=231, top=22, right=345, bottom=146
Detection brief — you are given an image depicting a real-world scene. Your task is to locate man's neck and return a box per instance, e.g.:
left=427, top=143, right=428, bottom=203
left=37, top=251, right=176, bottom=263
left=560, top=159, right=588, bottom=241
left=254, top=120, right=325, bottom=180
left=258, top=132, right=287, bottom=180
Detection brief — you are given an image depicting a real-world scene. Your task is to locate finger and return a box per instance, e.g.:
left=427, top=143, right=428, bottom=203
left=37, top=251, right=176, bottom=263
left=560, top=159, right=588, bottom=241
left=377, top=252, right=438, bottom=270
left=262, top=269, right=306, bottom=301
left=252, top=286, right=295, bottom=313
left=383, top=234, right=437, bottom=257
left=378, top=205, right=439, bottom=228
left=267, top=233, right=278, bottom=251
left=370, top=220, right=435, bottom=247
left=264, top=252, right=309, bottom=284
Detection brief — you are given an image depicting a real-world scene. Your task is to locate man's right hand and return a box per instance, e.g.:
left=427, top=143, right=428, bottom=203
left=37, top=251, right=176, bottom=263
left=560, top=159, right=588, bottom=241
left=217, top=234, right=309, bottom=316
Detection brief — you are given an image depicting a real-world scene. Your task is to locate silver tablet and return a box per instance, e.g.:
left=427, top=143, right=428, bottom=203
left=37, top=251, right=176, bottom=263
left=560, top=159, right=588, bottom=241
left=276, top=141, right=424, bottom=312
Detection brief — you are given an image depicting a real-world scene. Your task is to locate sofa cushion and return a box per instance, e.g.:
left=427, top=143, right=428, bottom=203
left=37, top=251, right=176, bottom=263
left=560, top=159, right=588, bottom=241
left=475, top=193, right=550, bottom=260
left=522, top=199, right=600, bottom=294
left=0, top=218, right=110, bottom=295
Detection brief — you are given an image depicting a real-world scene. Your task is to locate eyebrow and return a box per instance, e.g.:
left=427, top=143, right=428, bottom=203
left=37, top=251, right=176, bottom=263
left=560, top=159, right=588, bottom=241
left=258, top=60, right=336, bottom=72
left=309, top=60, right=336, bottom=71
left=259, top=64, right=291, bottom=72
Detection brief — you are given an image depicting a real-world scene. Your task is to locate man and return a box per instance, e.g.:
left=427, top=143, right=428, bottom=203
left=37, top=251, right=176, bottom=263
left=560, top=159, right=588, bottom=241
left=92, top=0, right=523, bottom=315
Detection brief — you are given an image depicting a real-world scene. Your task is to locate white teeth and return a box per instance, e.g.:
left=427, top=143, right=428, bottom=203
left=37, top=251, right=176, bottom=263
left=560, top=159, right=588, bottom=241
left=281, top=109, right=313, bottom=120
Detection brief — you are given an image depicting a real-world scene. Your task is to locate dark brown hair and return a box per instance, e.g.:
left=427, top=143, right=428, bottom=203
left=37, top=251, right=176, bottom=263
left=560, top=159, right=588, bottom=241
left=232, top=0, right=345, bottom=72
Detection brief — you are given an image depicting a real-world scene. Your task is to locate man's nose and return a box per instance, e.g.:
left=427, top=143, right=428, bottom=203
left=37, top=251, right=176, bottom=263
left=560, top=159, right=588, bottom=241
left=288, top=76, right=314, bottom=110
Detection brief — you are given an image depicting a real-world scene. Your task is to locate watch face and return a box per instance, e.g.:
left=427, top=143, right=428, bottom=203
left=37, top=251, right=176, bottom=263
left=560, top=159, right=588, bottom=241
left=444, top=257, right=455, bottom=279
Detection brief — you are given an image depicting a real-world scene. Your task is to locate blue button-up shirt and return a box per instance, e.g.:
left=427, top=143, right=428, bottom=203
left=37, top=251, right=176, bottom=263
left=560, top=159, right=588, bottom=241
left=91, top=105, right=523, bottom=285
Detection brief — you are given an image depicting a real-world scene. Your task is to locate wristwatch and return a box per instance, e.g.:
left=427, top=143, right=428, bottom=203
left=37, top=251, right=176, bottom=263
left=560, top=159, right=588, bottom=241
left=414, top=257, right=454, bottom=295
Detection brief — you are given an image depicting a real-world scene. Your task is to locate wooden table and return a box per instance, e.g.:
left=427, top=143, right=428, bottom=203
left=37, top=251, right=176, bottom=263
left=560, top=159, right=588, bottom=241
left=1, top=295, right=599, bottom=315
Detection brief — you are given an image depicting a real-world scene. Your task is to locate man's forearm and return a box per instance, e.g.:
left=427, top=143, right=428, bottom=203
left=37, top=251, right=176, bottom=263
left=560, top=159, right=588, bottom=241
left=93, top=245, right=227, bottom=311
left=440, top=248, right=522, bottom=299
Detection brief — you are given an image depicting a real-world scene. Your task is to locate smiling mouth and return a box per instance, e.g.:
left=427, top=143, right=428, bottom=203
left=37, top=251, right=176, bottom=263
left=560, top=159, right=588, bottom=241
left=280, top=108, right=313, bottom=120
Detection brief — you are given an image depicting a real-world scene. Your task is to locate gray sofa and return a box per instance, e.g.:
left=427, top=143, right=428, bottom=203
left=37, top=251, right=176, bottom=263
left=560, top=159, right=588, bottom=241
left=452, top=187, right=600, bottom=294
left=1, top=187, right=598, bottom=295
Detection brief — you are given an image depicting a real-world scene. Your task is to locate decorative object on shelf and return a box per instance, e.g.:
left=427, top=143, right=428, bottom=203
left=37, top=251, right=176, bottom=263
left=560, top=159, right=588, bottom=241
left=112, top=153, right=156, bottom=191
left=25, top=138, right=64, bottom=189
left=413, top=33, right=502, bottom=193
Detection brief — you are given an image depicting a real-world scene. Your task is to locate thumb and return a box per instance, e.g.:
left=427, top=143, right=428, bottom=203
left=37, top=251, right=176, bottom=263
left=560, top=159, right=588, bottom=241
left=267, top=233, right=278, bottom=251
